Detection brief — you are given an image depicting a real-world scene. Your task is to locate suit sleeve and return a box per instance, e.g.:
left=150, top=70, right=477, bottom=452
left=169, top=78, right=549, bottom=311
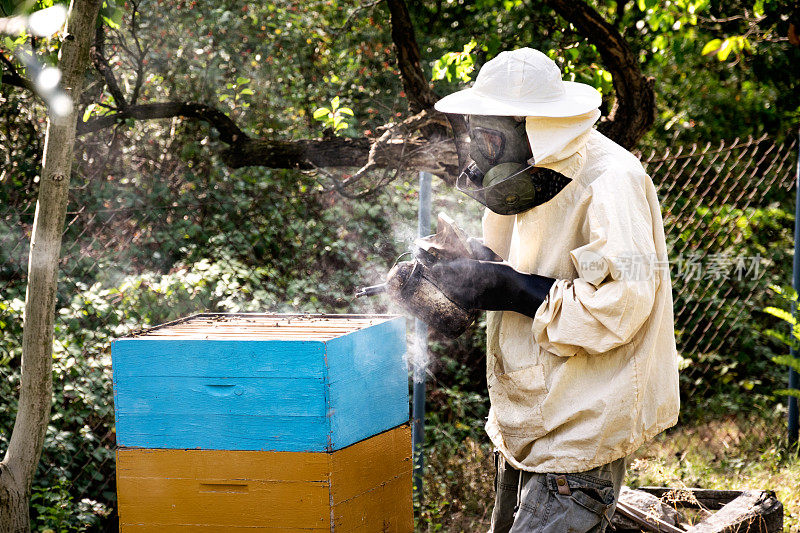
left=531, top=171, right=659, bottom=357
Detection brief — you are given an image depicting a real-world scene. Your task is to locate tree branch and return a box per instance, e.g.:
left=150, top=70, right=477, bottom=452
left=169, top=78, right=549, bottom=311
left=77, top=101, right=248, bottom=143
left=1, top=72, right=35, bottom=92
left=91, top=25, right=128, bottom=109
left=544, top=0, right=655, bottom=148
left=0, top=52, right=35, bottom=92
left=76, top=98, right=460, bottom=183
left=128, top=0, right=146, bottom=104
left=386, top=0, right=438, bottom=114
left=329, top=0, right=384, bottom=37
left=219, top=115, right=457, bottom=178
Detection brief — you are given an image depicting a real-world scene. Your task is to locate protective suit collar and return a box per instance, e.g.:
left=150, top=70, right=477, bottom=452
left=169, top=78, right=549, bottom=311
left=525, top=108, right=600, bottom=180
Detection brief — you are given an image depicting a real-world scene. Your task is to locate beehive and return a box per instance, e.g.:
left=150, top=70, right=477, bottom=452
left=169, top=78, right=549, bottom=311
left=112, top=313, right=409, bottom=451
left=112, top=313, right=412, bottom=532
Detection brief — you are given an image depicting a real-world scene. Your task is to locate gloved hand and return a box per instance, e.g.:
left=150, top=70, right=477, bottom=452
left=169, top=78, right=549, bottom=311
left=427, top=258, right=556, bottom=318
left=466, top=237, right=503, bottom=262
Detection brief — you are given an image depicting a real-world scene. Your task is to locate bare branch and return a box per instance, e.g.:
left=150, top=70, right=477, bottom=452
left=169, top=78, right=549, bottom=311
left=0, top=51, right=35, bottom=92
left=128, top=0, right=146, bottom=104
left=329, top=0, right=384, bottom=37
left=1, top=72, right=35, bottom=92
left=77, top=101, right=248, bottom=143
left=91, top=25, right=128, bottom=108
left=346, top=109, right=445, bottom=181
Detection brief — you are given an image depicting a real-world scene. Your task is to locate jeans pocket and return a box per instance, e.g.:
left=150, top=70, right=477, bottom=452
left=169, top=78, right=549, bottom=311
left=551, top=473, right=615, bottom=515
left=512, top=474, right=614, bottom=533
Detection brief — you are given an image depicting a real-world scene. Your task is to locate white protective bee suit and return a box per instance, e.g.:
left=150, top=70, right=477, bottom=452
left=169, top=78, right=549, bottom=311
left=482, top=109, right=681, bottom=473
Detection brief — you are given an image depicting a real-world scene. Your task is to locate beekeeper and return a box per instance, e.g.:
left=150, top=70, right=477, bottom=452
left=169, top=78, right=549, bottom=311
left=431, top=48, right=680, bottom=533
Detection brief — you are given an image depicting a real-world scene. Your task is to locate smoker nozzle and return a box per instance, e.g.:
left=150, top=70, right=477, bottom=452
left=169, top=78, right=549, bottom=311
left=354, top=284, right=387, bottom=298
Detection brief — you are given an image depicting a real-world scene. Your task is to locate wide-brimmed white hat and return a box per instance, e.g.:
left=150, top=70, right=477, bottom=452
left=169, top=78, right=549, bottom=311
left=434, top=48, right=601, bottom=118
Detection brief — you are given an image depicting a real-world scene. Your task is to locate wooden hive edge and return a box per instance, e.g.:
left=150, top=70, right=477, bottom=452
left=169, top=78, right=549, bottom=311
left=121, top=313, right=402, bottom=340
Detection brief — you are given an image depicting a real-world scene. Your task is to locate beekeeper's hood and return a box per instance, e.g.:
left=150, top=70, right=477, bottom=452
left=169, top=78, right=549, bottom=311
left=435, top=48, right=601, bottom=215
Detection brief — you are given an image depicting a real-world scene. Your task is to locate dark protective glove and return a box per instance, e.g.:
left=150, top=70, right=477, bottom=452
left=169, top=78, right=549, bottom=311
left=465, top=237, right=503, bottom=262
left=427, top=258, right=556, bottom=318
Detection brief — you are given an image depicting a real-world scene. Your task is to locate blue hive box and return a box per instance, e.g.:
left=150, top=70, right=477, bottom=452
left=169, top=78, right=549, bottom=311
left=111, top=314, right=409, bottom=452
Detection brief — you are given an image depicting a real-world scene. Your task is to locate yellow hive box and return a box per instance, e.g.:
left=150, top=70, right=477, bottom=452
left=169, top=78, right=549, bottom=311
left=116, top=425, right=413, bottom=532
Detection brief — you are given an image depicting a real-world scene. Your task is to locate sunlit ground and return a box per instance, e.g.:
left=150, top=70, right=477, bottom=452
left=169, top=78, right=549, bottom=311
left=418, top=413, right=800, bottom=532
left=629, top=414, right=800, bottom=532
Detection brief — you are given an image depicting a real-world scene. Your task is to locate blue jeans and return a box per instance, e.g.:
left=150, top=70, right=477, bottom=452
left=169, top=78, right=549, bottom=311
left=489, top=452, right=627, bottom=533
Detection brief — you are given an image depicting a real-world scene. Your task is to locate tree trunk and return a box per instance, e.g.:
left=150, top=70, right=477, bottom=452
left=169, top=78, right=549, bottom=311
left=544, top=0, right=655, bottom=149
left=0, top=0, right=102, bottom=531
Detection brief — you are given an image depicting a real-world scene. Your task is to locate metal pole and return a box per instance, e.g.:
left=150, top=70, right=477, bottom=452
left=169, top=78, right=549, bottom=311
left=790, top=128, right=800, bottom=447
left=412, top=171, right=432, bottom=500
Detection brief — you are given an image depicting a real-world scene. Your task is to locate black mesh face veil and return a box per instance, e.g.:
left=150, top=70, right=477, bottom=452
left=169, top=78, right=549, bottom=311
left=456, top=115, right=572, bottom=215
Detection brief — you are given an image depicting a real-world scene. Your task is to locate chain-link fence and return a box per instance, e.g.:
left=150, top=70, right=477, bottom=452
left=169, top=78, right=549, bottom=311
left=0, top=134, right=798, bottom=528
left=640, top=135, right=798, bottom=397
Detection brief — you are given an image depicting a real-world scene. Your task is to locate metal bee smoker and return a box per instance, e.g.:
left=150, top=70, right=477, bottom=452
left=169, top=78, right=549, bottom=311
left=355, top=215, right=480, bottom=338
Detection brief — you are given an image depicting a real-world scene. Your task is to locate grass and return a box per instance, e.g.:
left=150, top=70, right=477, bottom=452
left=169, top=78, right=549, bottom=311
left=628, top=413, right=800, bottom=532
left=416, top=413, right=800, bottom=532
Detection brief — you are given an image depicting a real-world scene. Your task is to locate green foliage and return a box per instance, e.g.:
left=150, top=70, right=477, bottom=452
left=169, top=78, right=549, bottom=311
left=431, top=40, right=476, bottom=84
left=30, top=479, right=109, bottom=532
left=313, top=95, right=354, bottom=134
left=701, top=36, right=753, bottom=62
left=218, top=76, right=254, bottom=110
left=99, top=0, right=124, bottom=30
left=416, top=437, right=493, bottom=532
left=655, top=197, right=794, bottom=414
left=763, top=285, right=800, bottom=399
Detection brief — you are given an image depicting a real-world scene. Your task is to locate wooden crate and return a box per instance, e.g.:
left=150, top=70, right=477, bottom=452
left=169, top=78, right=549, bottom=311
left=111, top=314, right=408, bottom=451
left=613, top=487, right=783, bottom=532
left=116, top=424, right=413, bottom=532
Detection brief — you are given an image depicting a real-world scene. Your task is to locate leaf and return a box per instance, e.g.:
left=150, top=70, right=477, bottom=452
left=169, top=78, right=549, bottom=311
left=238, top=88, right=254, bottom=96
left=100, top=1, right=123, bottom=29
left=330, top=95, right=340, bottom=110
left=716, top=39, right=732, bottom=61
left=764, top=328, right=793, bottom=347
left=82, top=103, right=96, bottom=122
left=653, top=34, right=668, bottom=52
left=770, top=285, right=798, bottom=301
left=312, top=107, right=330, bottom=120
left=236, top=76, right=250, bottom=86
left=754, top=0, right=764, bottom=17
left=338, top=107, right=354, bottom=116
left=772, top=355, right=800, bottom=374
left=774, top=388, right=800, bottom=398
left=701, top=38, right=722, bottom=56
left=764, top=306, right=797, bottom=326
left=431, top=59, right=448, bottom=81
